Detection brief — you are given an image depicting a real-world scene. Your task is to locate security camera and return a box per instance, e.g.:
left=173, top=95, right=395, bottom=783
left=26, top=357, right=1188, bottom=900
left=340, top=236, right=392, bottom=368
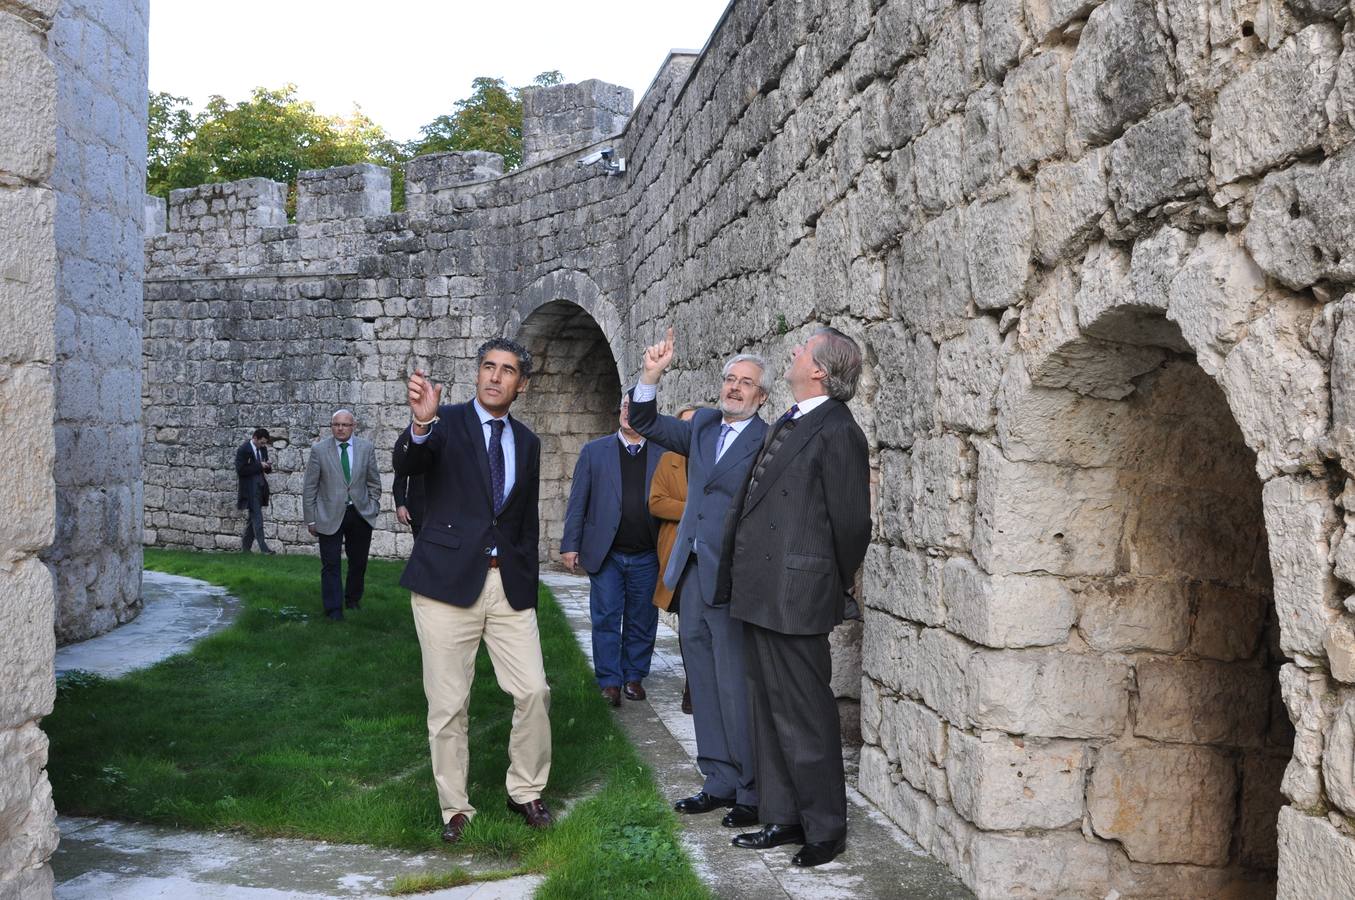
left=577, top=147, right=626, bottom=175
left=577, top=149, right=607, bottom=166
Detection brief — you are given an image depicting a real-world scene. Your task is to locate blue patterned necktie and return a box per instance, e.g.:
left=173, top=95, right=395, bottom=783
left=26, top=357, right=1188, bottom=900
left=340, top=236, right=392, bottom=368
left=627, top=442, right=640, bottom=457
left=779, top=404, right=800, bottom=426
left=715, top=423, right=734, bottom=461
left=488, top=419, right=506, bottom=511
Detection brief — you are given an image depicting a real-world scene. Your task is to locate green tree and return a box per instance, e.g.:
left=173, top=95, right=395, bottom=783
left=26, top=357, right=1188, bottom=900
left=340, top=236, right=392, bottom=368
left=408, top=70, right=564, bottom=170
left=147, top=92, right=205, bottom=198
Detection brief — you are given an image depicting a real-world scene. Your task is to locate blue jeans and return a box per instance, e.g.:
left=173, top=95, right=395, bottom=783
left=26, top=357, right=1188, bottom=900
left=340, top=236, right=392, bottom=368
left=589, top=549, right=660, bottom=688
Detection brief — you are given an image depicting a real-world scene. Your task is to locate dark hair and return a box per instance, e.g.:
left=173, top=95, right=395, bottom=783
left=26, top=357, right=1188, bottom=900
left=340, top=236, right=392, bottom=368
left=477, top=337, right=533, bottom=380
left=810, top=327, right=863, bottom=401
left=252, top=428, right=271, bottom=440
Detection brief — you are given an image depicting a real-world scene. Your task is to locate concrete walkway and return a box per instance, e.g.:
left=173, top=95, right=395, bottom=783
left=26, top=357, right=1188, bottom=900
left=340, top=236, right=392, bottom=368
left=542, top=571, right=971, bottom=899
left=52, top=567, right=970, bottom=898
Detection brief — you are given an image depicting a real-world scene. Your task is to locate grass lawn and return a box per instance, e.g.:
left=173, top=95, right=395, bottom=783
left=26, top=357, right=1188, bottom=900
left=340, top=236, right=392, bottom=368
left=45, top=548, right=708, bottom=898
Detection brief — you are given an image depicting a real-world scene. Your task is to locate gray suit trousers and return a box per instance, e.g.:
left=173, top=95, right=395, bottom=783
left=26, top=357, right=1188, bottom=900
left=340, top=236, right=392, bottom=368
left=678, top=557, right=757, bottom=806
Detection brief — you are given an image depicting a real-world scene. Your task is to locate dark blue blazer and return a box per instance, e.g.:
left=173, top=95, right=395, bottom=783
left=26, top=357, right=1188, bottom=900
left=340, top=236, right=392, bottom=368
left=560, top=434, right=662, bottom=574
left=628, top=394, right=768, bottom=606
left=393, top=401, right=540, bottom=610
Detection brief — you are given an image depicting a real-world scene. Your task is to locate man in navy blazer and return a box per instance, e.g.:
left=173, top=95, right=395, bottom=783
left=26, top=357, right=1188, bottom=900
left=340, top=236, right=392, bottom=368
left=393, top=337, right=552, bottom=846
left=628, top=328, right=770, bottom=831
left=560, top=395, right=663, bottom=706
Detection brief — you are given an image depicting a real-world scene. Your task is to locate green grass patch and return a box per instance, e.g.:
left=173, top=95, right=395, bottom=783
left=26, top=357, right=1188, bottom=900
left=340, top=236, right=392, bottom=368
left=46, top=548, right=708, bottom=898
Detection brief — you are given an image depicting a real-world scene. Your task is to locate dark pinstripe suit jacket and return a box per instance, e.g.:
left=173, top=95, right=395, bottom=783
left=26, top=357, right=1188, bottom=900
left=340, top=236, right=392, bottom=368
left=719, top=398, right=871, bottom=635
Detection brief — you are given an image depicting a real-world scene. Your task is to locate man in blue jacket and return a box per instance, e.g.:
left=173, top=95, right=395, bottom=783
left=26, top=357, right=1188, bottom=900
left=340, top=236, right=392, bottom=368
left=394, top=338, right=551, bottom=845
left=561, top=396, right=663, bottom=706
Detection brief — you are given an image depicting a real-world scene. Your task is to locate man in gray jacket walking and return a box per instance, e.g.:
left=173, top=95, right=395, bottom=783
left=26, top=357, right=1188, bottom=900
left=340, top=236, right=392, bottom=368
left=303, top=409, right=382, bottom=621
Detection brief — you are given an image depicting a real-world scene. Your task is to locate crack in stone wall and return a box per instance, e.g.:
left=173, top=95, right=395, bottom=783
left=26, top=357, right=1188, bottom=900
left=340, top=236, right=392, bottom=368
left=139, top=0, right=1355, bottom=895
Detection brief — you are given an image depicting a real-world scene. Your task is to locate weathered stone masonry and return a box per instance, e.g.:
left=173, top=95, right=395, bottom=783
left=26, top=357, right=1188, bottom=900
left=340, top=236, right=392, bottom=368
left=142, top=0, right=1355, bottom=896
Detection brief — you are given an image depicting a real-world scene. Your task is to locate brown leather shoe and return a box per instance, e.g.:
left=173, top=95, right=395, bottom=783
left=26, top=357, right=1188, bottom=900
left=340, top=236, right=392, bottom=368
left=440, top=813, right=470, bottom=844
left=601, top=686, right=621, bottom=707
left=507, top=797, right=554, bottom=829
left=623, top=681, right=646, bottom=701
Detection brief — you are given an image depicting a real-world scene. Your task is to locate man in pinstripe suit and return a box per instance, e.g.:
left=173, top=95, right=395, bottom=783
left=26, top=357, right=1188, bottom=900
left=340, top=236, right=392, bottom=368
left=720, top=327, right=871, bottom=868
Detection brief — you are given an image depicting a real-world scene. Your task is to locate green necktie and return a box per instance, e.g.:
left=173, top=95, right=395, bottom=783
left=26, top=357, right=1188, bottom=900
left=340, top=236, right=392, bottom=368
left=340, top=442, right=351, bottom=484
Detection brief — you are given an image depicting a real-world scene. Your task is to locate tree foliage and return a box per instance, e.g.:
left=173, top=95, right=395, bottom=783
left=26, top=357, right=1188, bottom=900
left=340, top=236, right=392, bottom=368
left=407, top=70, right=563, bottom=170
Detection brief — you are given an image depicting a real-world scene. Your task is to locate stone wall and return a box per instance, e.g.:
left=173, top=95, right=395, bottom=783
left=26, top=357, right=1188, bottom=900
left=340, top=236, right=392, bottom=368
left=45, top=0, right=148, bottom=644
left=142, top=0, right=1355, bottom=894
left=0, top=3, right=61, bottom=897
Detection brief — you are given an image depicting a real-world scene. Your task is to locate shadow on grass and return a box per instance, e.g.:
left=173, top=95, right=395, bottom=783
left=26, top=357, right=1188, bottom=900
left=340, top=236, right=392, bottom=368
left=46, top=548, right=708, bottom=898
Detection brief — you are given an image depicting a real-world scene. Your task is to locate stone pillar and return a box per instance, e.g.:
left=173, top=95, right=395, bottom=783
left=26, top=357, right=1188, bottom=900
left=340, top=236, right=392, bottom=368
left=144, top=194, right=165, bottom=236
left=521, top=79, right=633, bottom=166
left=0, top=3, right=60, bottom=897
left=296, top=163, right=391, bottom=222
left=403, top=151, right=504, bottom=216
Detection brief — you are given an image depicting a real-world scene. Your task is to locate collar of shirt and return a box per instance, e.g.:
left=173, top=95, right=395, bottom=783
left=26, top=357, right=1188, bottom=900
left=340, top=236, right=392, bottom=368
left=616, top=431, right=645, bottom=449
left=472, top=397, right=510, bottom=430
left=720, top=415, right=755, bottom=435
left=792, top=395, right=831, bottom=419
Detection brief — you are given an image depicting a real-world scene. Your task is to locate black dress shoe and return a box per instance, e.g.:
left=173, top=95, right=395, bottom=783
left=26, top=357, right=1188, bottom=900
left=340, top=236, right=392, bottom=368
left=344, top=599, right=361, bottom=610
left=792, top=837, right=846, bottom=867
left=722, top=804, right=758, bottom=828
left=673, top=791, right=735, bottom=814
left=326, top=610, right=344, bottom=621
left=732, top=823, right=806, bottom=849
left=440, top=813, right=470, bottom=844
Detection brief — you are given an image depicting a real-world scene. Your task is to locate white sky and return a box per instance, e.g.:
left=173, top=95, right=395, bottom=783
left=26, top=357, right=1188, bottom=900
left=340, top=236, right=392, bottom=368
left=150, top=0, right=734, bottom=143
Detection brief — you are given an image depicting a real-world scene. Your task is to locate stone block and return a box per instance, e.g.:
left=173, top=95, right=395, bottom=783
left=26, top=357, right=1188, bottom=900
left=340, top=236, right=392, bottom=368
left=1276, top=806, right=1355, bottom=900
left=0, top=722, right=58, bottom=893
left=1078, top=576, right=1191, bottom=653
left=1135, top=658, right=1272, bottom=746
left=912, top=116, right=966, bottom=213
left=936, top=317, right=1003, bottom=432
left=862, top=606, right=917, bottom=695
left=979, top=0, right=1028, bottom=79
left=875, top=448, right=914, bottom=544
left=1327, top=616, right=1355, bottom=684
left=968, top=830, right=1115, bottom=900
left=961, top=86, right=1004, bottom=198
left=994, top=354, right=1134, bottom=467
left=922, top=5, right=983, bottom=120
left=1211, top=24, right=1341, bottom=185
left=998, top=47, right=1072, bottom=173
left=1263, top=477, right=1341, bottom=658
left=968, top=647, right=1130, bottom=737
left=0, top=15, right=55, bottom=183
left=867, top=321, right=937, bottom=448
left=974, top=440, right=1123, bottom=577
left=915, top=627, right=975, bottom=727
left=0, top=559, right=55, bottom=730
left=0, top=365, right=54, bottom=564
left=1163, top=230, right=1264, bottom=375
left=1019, top=264, right=1167, bottom=400
left=1107, top=103, right=1206, bottom=223
left=1022, top=0, right=1097, bottom=45
left=946, top=729, right=1086, bottom=830
left=1244, top=143, right=1355, bottom=290
left=1088, top=744, right=1236, bottom=865
left=521, top=79, right=632, bottom=166
left=863, top=544, right=946, bottom=626
left=965, top=181, right=1034, bottom=311
left=886, top=207, right=971, bottom=340
left=1191, top=582, right=1267, bottom=661
left=1323, top=695, right=1355, bottom=816
left=1067, top=0, right=1176, bottom=146
left=1033, top=148, right=1107, bottom=267
left=878, top=694, right=949, bottom=795
left=1240, top=752, right=1288, bottom=869
left=0, top=187, right=56, bottom=368
left=943, top=558, right=1075, bottom=648
left=910, top=434, right=975, bottom=552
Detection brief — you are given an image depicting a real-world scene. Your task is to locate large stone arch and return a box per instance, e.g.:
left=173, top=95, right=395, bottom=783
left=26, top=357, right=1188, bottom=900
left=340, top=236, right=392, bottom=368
left=505, top=270, right=627, bottom=383
left=508, top=295, right=624, bottom=563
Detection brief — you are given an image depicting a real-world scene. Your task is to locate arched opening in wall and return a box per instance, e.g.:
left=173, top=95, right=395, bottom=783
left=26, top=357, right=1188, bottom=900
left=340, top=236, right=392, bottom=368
left=990, top=273, right=1292, bottom=894
left=512, top=300, right=623, bottom=562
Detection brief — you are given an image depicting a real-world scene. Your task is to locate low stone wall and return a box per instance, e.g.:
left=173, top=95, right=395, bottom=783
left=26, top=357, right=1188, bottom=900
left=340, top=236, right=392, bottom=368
left=0, top=4, right=60, bottom=897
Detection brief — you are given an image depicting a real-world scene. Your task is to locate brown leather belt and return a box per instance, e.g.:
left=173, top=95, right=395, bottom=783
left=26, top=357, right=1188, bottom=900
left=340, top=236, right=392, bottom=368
left=488, top=557, right=500, bottom=568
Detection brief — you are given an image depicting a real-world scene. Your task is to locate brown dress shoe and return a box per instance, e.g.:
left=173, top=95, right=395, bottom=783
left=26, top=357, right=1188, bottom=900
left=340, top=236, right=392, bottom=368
left=681, top=683, right=692, bottom=715
left=507, top=797, right=554, bottom=829
left=440, top=813, right=470, bottom=844
left=601, top=686, right=621, bottom=707
left=623, top=681, right=646, bottom=701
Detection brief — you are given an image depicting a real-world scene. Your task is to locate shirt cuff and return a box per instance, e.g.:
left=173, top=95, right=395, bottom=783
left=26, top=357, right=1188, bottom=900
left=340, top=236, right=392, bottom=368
left=632, top=382, right=657, bottom=402
left=410, top=428, right=430, bottom=444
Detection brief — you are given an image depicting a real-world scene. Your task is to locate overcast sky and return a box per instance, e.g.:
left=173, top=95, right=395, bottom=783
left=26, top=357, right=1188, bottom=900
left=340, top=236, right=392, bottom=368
left=150, top=0, right=733, bottom=143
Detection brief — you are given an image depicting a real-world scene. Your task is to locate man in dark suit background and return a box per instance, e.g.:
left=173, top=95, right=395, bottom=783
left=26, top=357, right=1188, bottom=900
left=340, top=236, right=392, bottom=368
left=235, top=427, right=274, bottom=554
left=723, top=327, right=871, bottom=868
left=561, top=395, right=663, bottom=706
left=393, top=471, right=426, bottom=537
left=629, top=330, right=769, bottom=831
left=394, top=337, right=552, bottom=846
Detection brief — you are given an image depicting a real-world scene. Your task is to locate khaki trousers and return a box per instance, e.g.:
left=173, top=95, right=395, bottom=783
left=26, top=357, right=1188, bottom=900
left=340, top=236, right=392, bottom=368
left=411, top=570, right=551, bottom=823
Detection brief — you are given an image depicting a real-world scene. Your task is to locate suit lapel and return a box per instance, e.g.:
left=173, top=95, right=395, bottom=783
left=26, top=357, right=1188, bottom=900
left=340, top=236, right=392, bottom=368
left=708, top=416, right=765, bottom=481
left=604, top=436, right=623, bottom=501
left=461, top=403, right=495, bottom=508
left=741, top=401, right=836, bottom=517
left=503, top=415, right=531, bottom=507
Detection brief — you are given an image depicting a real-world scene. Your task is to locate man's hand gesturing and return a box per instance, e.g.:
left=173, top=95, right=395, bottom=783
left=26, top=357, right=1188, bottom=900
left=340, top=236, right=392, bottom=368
left=640, top=327, right=675, bottom=385
left=409, top=368, right=443, bottom=434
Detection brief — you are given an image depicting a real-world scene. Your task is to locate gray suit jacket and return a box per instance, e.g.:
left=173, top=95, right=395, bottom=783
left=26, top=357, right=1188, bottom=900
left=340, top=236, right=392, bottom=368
left=721, top=399, right=871, bottom=635
left=303, top=435, right=382, bottom=535
left=628, top=395, right=768, bottom=606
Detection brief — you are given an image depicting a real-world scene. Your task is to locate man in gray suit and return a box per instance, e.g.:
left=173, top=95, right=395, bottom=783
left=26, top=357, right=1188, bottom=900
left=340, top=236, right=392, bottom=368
left=303, top=409, right=382, bottom=621
left=723, top=327, right=871, bottom=868
left=629, top=329, right=769, bottom=830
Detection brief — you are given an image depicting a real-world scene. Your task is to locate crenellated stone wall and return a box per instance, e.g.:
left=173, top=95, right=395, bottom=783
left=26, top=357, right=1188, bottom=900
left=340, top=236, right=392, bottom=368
left=46, top=0, right=149, bottom=644
left=1, top=4, right=60, bottom=897
left=142, top=0, right=1355, bottom=895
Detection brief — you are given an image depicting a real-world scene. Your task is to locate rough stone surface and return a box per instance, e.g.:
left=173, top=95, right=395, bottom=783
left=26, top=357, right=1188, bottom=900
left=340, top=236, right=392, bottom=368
left=1277, top=806, right=1355, bottom=900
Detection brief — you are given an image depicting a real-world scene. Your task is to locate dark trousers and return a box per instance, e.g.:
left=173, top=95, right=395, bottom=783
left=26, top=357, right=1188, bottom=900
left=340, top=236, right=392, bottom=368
left=241, top=485, right=270, bottom=552
left=318, top=506, right=372, bottom=614
left=743, top=622, right=845, bottom=843
left=588, top=549, right=660, bottom=687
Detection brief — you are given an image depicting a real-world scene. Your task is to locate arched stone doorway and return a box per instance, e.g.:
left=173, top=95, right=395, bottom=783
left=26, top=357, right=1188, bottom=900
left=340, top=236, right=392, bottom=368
left=511, top=299, right=624, bottom=562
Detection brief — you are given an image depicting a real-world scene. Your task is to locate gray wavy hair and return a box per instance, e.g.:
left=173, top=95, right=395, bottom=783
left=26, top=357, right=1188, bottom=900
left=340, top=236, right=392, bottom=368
left=721, top=353, right=773, bottom=396
left=810, top=327, right=862, bottom=401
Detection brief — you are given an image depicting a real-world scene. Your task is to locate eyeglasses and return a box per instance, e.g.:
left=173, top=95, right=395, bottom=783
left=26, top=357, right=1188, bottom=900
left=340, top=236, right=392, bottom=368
left=722, top=375, right=759, bottom=389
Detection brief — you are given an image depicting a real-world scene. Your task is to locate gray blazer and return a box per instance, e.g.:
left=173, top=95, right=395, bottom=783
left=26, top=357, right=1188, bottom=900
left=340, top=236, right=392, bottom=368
left=302, top=435, right=382, bottom=535
left=628, top=395, right=768, bottom=606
